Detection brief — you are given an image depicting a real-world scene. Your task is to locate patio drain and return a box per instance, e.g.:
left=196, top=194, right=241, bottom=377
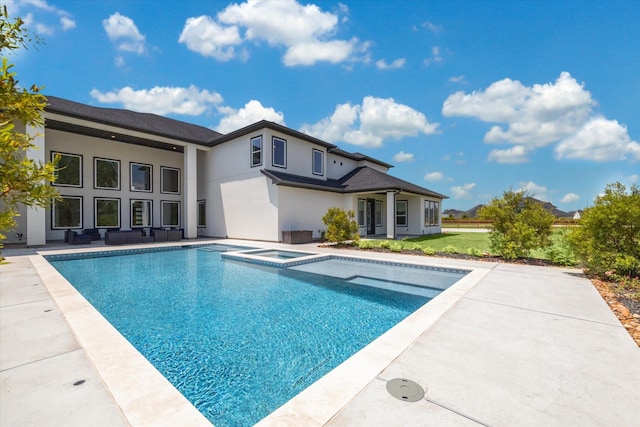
left=386, top=378, right=425, bottom=402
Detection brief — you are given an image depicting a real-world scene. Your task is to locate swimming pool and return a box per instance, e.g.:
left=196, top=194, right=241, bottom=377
left=47, top=246, right=467, bottom=426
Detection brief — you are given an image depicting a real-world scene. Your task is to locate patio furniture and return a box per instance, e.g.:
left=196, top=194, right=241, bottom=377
left=151, top=228, right=168, bottom=242
left=167, top=228, right=183, bottom=241
left=282, top=230, right=313, bottom=244
left=105, top=230, right=143, bottom=245
left=66, top=230, right=92, bottom=245
left=82, top=228, right=101, bottom=240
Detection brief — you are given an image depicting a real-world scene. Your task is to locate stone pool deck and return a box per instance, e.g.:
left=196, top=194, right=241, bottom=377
left=1, top=240, right=639, bottom=426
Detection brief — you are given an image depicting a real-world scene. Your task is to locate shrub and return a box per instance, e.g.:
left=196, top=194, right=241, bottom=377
left=545, top=229, right=577, bottom=266
left=567, top=183, right=640, bottom=276
left=322, top=207, right=360, bottom=244
left=443, top=244, right=458, bottom=254
left=422, top=247, right=436, bottom=255
left=379, top=240, right=392, bottom=249
left=467, top=247, right=483, bottom=257
left=479, top=190, right=555, bottom=259
left=390, top=242, right=403, bottom=252
left=357, top=240, right=374, bottom=249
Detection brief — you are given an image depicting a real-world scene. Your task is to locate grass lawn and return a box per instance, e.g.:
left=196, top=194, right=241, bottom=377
left=362, top=229, right=574, bottom=262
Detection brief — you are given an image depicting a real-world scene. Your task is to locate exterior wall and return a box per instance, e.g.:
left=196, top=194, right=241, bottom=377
left=327, top=153, right=359, bottom=179
left=43, top=129, right=184, bottom=241
left=278, top=187, right=349, bottom=240
left=352, top=194, right=387, bottom=237
left=263, top=129, right=328, bottom=179
left=421, top=196, right=443, bottom=235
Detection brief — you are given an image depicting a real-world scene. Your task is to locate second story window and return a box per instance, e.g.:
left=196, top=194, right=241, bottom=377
left=251, top=136, right=262, bottom=167
left=272, top=137, right=286, bottom=168
left=312, top=149, right=323, bottom=176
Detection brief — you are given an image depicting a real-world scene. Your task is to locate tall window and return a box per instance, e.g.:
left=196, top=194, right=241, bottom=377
left=272, top=137, right=286, bottom=168
left=94, top=158, right=120, bottom=190
left=161, top=167, right=180, bottom=194
left=198, top=200, right=206, bottom=227
left=161, top=201, right=180, bottom=227
left=95, top=198, right=120, bottom=228
left=251, top=136, right=262, bottom=167
left=131, top=200, right=152, bottom=228
left=52, top=152, right=82, bottom=187
left=130, top=163, right=152, bottom=192
left=396, top=200, right=408, bottom=227
left=424, top=200, right=440, bottom=226
left=375, top=200, right=383, bottom=226
left=357, top=199, right=366, bottom=227
left=52, top=196, right=82, bottom=229
left=312, top=149, right=323, bottom=176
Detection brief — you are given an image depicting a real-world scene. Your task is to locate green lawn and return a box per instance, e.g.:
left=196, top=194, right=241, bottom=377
left=361, top=229, right=574, bottom=263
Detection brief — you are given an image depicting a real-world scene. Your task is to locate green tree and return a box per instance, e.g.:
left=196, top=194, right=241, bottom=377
left=1, top=7, right=59, bottom=248
left=322, top=207, right=360, bottom=244
left=479, top=190, right=555, bottom=259
left=567, top=182, right=640, bottom=277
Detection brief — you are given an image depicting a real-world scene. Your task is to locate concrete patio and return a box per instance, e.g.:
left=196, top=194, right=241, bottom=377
left=1, top=240, right=639, bottom=426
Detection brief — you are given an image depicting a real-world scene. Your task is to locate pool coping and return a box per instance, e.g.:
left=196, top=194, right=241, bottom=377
left=28, top=239, right=491, bottom=426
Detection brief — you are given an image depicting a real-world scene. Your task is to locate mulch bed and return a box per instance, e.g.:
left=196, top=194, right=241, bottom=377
left=324, top=244, right=640, bottom=347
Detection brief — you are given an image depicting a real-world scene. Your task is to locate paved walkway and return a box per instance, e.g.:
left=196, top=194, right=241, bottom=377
left=1, top=241, right=639, bottom=426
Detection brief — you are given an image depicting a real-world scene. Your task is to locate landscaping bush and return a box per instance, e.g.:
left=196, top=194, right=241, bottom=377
left=356, top=240, right=374, bottom=249
left=379, top=240, right=392, bottom=249
left=321, top=207, right=360, bottom=244
left=479, top=190, right=555, bottom=259
left=567, top=183, right=640, bottom=276
left=422, top=247, right=436, bottom=255
left=467, top=247, right=483, bottom=257
left=390, top=242, right=403, bottom=252
left=544, top=229, right=577, bottom=266
left=443, top=244, right=458, bottom=254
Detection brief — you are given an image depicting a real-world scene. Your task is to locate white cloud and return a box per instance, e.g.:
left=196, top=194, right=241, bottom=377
left=178, top=15, right=241, bottom=61
left=180, top=0, right=368, bottom=66
left=90, top=85, right=223, bottom=116
left=103, top=12, right=147, bottom=55
left=560, top=193, right=580, bottom=203
left=423, top=46, right=443, bottom=66
left=629, top=174, right=639, bottom=184
left=300, top=96, right=438, bottom=148
left=60, top=16, right=75, bottom=30
left=376, top=58, right=406, bottom=70
left=422, top=21, right=442, bottom=33
left=393, top=151, right=414, bottom=162
left=555, top=117, right=640, bottom=162
left=487, top=145, right=529, bottom=164
left=215, top=100, right=285, bottom=134
left=424, top=171, right=444, bottom=181
left=448, top=75, right=465, bottom=83
left=450, top=183, right=476, bottom=199
left=518, top=181, right=549, bottom=201
left=442, top=71, right=637, bottom=163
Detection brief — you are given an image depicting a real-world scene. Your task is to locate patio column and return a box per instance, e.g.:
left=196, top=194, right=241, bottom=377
left=183, top=144, right=198, bottom=239
left=386, top=191, right=395, bottom=239
left=26, top=124, right=47, bottom=246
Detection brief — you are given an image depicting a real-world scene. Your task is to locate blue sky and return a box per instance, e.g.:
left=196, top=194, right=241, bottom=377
left=8, top=0, right=639, bottom=211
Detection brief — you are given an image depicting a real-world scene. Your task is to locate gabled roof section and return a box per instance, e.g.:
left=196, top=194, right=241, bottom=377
left=210, top=120, right=392, bottom=169
left=261, top=166, right=448, bottom=199
left=45, top=96, right=222, bottom=145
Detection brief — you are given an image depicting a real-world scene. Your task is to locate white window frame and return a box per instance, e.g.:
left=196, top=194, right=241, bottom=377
left=131, top=199, right=153, bottom=228
left=52, top=152, right=82, bottom=188
left=251, top=136, right=263, bottom=167
left=52, top=196, right=83, bottom=229
left=357, top=198, right=366, bottom=227
left=94, top=157, right=120, bottom=190
left=161, top=200, right=181, bottom=228
left=197, top=200, right=206, bottom=228
left=312, top=149, right=324, bottom=176
left=396, top=200, right=408, bottom=227
left=161, top=166, right=180, bottom=195
left=95, top=197, right=120, bottom=228
left=272, top=137, right=286, bottom=168
left=130, top=162, right=152, bottom=192
left=375, top=200, right=383, bottom=227
left=424, top=200, right=440, bottom=226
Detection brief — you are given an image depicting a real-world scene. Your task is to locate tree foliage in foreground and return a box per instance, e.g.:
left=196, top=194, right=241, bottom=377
left=567, top=182, right=640, bottom=277
left=1, top=7, right=59, bottom=245
left=479, top=190, right=555, bottom=259
left=322, top=207, right=360, bottom=244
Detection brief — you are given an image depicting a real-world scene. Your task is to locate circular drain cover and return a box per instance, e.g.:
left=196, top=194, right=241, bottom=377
left=386, top=378, right=425, bottom=402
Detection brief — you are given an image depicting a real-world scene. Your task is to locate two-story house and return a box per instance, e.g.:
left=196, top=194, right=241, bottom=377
left=10, top=96, right=447, bottom=246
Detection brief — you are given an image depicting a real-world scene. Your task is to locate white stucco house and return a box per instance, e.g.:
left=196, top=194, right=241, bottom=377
left=10, top=96, right=447, bottom=246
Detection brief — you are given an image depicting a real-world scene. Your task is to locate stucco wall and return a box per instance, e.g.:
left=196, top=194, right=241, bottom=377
left=278, top=187, right=349, bottom=240
left=43, top=129, right=184, bottom=241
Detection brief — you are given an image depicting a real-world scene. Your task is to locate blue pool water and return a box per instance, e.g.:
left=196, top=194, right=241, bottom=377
left=48, top=246, right=465, bottom=426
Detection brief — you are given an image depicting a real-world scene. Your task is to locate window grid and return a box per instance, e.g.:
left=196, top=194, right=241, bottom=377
left=357, top=199, right=366, bottom=227
left=396, top=200, right=408, bottom=227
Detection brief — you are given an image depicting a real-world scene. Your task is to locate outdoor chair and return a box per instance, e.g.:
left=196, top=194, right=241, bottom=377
left=66, top=230, right=92, bottom=245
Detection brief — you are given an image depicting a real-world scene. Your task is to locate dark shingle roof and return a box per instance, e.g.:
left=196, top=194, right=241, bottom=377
left=262, top=167, right=448, bottom=199
left=45, top=96, right=222, bottom=145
